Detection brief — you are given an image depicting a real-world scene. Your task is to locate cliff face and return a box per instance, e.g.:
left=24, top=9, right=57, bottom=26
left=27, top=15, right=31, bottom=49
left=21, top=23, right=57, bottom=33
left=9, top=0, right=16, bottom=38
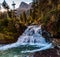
left=16, top=2, right=32, bottom=15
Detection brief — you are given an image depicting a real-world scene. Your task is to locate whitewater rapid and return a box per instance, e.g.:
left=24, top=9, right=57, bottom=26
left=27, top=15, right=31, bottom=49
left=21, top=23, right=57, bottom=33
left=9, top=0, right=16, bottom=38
left=0, top=25, right=53, bottom=53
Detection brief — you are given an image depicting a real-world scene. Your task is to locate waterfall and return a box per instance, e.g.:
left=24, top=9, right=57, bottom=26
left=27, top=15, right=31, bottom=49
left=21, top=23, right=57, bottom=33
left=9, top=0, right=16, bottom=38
left=0, top=25, right=54, bottom=53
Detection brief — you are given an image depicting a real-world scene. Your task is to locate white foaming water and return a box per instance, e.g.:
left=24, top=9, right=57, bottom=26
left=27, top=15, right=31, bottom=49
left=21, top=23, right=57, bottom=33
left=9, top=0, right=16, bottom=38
left=0, top=25, right=53, bottom=53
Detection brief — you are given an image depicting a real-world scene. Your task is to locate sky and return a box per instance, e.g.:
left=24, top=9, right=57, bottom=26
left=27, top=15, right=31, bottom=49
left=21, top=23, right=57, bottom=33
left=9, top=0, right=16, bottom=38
left=0, top=0, right=32, bottom=9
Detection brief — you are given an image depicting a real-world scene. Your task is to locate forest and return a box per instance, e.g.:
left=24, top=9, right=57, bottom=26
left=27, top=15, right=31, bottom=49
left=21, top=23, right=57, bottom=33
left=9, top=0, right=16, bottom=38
left=0, top=0, right=60, bottom=44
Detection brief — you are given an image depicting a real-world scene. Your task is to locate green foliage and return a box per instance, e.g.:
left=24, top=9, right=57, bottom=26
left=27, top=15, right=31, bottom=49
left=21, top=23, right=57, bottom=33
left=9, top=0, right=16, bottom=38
left=0, top=0, right=60, bottom=43
left=32, top=0, right=60, bottom=37
left=0, top=12, right=25, bottom=43
left=22, top=12, right=27, bottom=24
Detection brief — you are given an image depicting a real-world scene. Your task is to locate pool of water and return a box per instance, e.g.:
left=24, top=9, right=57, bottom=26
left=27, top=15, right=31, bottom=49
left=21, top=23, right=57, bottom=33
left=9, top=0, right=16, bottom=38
left=0, top=45, right=38, bottom=57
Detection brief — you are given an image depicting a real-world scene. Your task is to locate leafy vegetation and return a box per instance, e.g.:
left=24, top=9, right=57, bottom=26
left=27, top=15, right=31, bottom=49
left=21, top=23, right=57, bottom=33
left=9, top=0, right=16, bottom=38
left=0, top=0, right=60, bottom=43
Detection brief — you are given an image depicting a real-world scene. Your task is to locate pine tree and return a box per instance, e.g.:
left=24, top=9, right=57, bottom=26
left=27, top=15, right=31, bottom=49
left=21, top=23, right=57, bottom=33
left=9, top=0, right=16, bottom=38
left=22, top=11, right=27, bottom=24
left=32, top=0, right=39, bottom=19
left=20, top=14, right=23, bottom=23
left=2, top=0, right=9, bottom=10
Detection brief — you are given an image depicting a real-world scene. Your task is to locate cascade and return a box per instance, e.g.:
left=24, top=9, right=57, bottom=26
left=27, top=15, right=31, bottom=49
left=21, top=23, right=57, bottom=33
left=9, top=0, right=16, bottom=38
left=0, top=25, right=53, bottom=53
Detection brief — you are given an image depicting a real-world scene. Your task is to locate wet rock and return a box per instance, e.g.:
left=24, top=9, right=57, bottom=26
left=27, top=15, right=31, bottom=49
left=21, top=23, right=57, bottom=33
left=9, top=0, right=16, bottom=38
left=42, top=29, right=52, bottom=43
left=34, top=48, right=60, bottom=57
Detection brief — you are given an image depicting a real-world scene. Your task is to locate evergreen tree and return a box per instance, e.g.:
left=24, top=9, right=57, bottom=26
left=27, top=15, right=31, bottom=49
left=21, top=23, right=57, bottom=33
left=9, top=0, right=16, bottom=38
left=22, top=11, right=27, bottom=23
left=20, top=14, right=23, bottom=23
left=32, top=0, right=39, bottom=19
left=2, top=0, right=9, bottom=10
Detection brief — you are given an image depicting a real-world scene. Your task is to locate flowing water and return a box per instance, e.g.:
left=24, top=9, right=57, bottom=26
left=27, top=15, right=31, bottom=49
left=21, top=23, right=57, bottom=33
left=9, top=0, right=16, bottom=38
left=0, top=25, right=54, bottom=57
